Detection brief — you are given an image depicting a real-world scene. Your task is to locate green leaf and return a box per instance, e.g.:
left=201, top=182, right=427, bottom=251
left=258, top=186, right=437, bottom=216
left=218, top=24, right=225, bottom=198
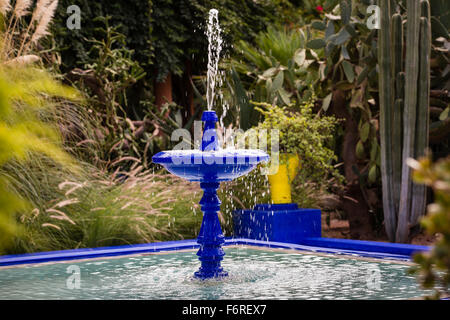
left=322, top=93, right=333, bottom=112
left=278, top=88, right=291, bottom=105
left=319, top=63, right=327, bottom=81
left=431, top=17, right=450, bottom=39
left=370, top=139, right=378, bottom=162
left=360, top=122, right=370, bottom=142
left=341, top=45, right=350, bottom=60
left=324, top=64, right=332, bottom=77
left=294, top=49, right=306, bottom=67
left=272, top=71, right=284, bottom=92
left=356, top=66, right=370, bottom=85
left=287, top=59, right=294, bottom=70
left=439, top=106, right=449, bottom=121
left=265, top=78, right=272, bottom=95
left=368, top=165, right=377, bottom=184
left=307, top=39, right=326, bottom=49
left=325, top=13, right=341, bottom=21
left=342, top=60, right=355, bottom=83
left=332, top=28, right=351, bottom=45
left=231, top=67, right=252, bottom=130
left=340, top=0, right=351, bottom=25
left=312, top=20, right=326, bottom=30
left=345, top=23, right=357, bottom=37
left=324, top=0, right=341, bottom=9
left=356, top=140, right=365, bottom=159
left=325, top=21, right=335, bottom=40
left=262, top=67, right=278, bottom=79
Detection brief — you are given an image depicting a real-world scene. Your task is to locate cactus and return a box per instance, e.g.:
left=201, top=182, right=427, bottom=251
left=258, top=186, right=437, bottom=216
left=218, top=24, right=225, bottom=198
left=378, top=0, right=396, bottom=241
left=391, top=14, right=404, bottom=95
left=410, top=3, right=431, bottom=226
left=378, top=0, right=431, bottom=242
left=391, top=13, right=404, bottom=217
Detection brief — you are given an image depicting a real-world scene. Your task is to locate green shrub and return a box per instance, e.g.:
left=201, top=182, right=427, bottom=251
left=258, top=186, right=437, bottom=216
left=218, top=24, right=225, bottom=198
left=68, top=18, right=148, bottom=169
left=253, top=101, right=342, bottom=183
left=54, top=0, right=154, bottom=73
left=409, top=155, right=450, bottom=299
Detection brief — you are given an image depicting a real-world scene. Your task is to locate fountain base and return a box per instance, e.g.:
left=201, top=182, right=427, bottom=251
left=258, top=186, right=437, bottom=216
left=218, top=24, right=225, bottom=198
left=233, top=204, right=321, bottom=244
left=194, top=268, right=228, bottom=279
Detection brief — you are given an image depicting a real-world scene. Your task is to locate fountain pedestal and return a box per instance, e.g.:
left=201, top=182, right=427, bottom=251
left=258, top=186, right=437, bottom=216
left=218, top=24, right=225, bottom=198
left=194, top=182, right=228, bottom=279
left=195, top=112, right=227, bottom=279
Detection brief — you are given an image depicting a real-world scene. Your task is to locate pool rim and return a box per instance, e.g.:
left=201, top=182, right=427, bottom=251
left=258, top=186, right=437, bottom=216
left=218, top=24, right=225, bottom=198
left=0, top=237, right=430, bottom=267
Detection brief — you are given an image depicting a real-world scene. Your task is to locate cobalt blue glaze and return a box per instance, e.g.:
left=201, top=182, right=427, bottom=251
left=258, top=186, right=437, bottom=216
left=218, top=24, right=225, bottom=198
left=195, top=181, right=228, bottom=278
left=149, top=160, right=259, bottom=182
left=233, top=204, right=322, bottom=242
left=201, top=111, right=219, bottom=151
left=152, top=111, right=269, bottom=279
left=0, top=238, right=429, bottom=267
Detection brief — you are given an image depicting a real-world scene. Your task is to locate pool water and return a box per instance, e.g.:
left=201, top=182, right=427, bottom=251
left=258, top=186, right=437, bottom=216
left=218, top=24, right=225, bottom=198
left=0, top=246, right=428, bottom=300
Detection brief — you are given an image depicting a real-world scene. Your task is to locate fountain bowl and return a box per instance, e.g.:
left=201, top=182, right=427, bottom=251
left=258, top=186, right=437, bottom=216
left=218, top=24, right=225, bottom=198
left=152, top=149, right=269, bottom=182
left=152, top=110, right=269, bottom=182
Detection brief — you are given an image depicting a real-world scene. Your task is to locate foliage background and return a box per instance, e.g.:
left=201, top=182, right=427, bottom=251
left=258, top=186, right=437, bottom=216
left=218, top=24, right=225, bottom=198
left=0, top=0, right=448, bottom=256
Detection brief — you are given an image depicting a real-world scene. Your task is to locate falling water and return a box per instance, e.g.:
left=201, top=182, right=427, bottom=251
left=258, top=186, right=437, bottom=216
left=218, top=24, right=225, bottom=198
left=205, top=9, right=259, bottom=233
left=206, top=9, right=223, bottom=111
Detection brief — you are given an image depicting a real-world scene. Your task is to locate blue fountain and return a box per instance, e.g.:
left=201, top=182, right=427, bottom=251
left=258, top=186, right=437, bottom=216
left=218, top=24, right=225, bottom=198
left=152, top=111, right=269, bottom=279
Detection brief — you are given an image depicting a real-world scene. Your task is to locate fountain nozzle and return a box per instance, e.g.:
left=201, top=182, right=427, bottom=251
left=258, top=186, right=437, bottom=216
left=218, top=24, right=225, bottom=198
left=201, top=111, right=219, bottom=152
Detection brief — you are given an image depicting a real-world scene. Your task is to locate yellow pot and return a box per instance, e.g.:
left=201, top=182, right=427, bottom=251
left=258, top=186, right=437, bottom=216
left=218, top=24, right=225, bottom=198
left=268, top=154, right=300, bottom=204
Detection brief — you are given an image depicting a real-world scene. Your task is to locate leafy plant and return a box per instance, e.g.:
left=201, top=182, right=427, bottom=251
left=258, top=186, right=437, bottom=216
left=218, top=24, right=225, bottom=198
left=253, top=101, right=342, bottom=184
left=297, top=0, right=448, bottom=240
left=53, top=0, right=154, bottom=74
left=67, top=17, right=147, bottom=169
left=408, top=154, right=450, bottom=299
left=227, top=4, right=381, bottom=187
left=304, top=0, right=381, bottom=178
left=231, top=26, right=309, bottom=107
left=226, top=4, right=381, bottom=236
left=272, top=0, right=385, bottom=238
